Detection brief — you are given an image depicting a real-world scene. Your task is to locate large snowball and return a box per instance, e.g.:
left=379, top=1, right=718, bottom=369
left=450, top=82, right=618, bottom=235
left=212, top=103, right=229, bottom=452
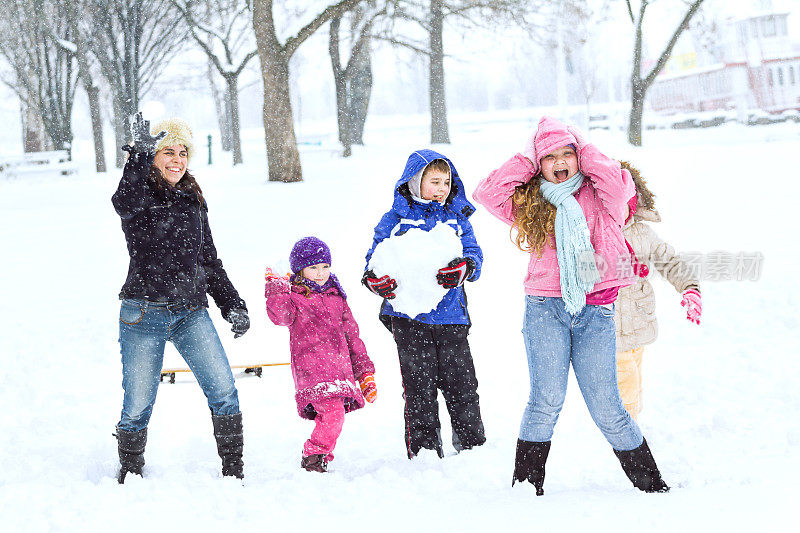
left=369, top=222, right=463, bottom=318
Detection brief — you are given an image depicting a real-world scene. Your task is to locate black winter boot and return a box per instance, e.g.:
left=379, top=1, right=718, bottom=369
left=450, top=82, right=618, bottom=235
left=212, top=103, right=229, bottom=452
left=116, top=427, right=147, bottom=484
left=301, top=454, right=328, bottom=473
left=613, top=438, right=670, bottom=493
left=212, top=412, right=244, bottom=479
left=512, top=439, right=551, bottom=496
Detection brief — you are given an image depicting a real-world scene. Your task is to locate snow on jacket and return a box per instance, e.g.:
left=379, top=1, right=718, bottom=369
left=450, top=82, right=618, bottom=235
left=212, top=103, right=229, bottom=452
left=472, top=120, right=636, bottom=298
left=615, top=204, right=700, bottom=352
left=265, top=281, right=375, bottom=420
left=364, top=149, right=483, bottom=325
left=112, top=148, right=246, bottom=317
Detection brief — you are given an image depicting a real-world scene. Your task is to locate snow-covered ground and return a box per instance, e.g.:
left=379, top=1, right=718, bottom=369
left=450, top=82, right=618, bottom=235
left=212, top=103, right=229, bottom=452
left=1, top=113, right=798, bottom=532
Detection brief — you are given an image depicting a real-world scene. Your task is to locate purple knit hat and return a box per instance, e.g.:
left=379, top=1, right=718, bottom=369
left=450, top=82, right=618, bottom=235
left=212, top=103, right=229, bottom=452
left=289, top=236, right=331, bottom=273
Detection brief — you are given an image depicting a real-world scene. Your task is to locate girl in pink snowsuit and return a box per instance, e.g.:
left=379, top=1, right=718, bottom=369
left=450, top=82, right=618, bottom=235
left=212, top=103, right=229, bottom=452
left=265, top=236, right=376, bottom=473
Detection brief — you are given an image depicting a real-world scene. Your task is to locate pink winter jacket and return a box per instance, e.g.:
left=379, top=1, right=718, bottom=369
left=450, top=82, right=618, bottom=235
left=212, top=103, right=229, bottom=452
left=266, top=280, right=375, bottom=420
left=473, top=118, right=636, bottom=297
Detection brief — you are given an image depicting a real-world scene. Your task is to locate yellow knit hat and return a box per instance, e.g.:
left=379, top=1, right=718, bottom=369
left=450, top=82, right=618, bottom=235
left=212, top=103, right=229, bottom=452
left=151, top=118, right=194, bottom=161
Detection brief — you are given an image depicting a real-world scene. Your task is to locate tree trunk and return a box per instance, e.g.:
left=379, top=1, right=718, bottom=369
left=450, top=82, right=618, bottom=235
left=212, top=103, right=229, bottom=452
left=330, top=15, right=353, bottom=157
left=253, top=1, right=302, bottom=182
left=428, top=0, right=449, bottom=144
left=208, top=62, right=233, bottom=151
left=21, top=99, right=46, bottom=153
left=349, top=19, right=372, bottom=145
left=226, top=75, right=244, bottom=165
left=85, top=84, right=106, bottom=171
left=113, top=97, right=130, bottom=168
left=627, top=80, right=645, bottom=146
left=259, top=52, right=302, bottom=182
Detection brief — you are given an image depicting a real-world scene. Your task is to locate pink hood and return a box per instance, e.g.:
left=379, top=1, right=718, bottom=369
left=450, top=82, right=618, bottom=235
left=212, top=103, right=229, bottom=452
left=265, top=281, right=375, bottom=419
left=473, top=116, right=636, bottom=297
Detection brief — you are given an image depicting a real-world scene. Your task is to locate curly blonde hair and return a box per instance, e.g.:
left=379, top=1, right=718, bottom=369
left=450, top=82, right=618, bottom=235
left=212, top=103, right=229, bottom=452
left=511, top=176, right=557, bottom=255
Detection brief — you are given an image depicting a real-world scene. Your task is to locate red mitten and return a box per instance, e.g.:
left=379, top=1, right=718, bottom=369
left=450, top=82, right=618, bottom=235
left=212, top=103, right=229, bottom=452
left=264, top=267, right=291, bottom=297
left=680, top=289, right=702, bottom=325
left=359, top=374, right=377, bottom=403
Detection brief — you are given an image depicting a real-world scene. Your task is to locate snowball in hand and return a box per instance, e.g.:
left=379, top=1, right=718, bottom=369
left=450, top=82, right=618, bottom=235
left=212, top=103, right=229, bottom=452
left=368, top=222, right=463, bottom=318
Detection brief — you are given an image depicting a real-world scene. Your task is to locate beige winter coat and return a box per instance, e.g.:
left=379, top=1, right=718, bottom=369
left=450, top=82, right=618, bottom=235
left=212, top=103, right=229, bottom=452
left=615, top=206, right=700, bottom=352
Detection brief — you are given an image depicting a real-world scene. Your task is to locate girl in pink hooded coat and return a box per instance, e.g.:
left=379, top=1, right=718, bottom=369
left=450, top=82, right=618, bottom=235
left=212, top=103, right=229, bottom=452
left=473, top=117, right=669, bottom=495
left=265, top=237, right=376, bottom=473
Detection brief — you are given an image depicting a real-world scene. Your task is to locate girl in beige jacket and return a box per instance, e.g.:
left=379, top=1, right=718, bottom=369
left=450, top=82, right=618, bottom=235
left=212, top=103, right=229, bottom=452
left=616, top=162, right=701, bottom=421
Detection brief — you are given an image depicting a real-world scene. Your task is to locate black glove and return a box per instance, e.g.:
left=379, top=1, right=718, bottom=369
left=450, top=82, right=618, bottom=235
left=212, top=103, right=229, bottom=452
left=226, top=308, right=250, bottom=339
left=362, top=270, right=397, bottom=299
left=436, top=257, right=475, bottom=289
left=128, top=111, right=166, bottom=154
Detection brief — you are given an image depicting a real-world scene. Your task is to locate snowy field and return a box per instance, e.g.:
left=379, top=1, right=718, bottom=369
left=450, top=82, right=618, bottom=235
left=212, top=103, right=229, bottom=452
left=1, top=113, right=799, bottom=532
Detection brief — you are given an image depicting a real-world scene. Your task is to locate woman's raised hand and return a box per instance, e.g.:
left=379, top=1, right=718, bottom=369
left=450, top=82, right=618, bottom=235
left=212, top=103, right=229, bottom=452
left=129, top=112, right=166, bottom=154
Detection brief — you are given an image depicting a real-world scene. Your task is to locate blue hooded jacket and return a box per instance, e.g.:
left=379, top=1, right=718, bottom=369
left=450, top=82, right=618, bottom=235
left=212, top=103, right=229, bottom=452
left=364, top=149, right=483, bottom=325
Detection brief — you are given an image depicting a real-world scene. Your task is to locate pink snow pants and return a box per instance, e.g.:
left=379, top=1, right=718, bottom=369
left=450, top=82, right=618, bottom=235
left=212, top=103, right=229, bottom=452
left=303, top=398, right=346, bottom=461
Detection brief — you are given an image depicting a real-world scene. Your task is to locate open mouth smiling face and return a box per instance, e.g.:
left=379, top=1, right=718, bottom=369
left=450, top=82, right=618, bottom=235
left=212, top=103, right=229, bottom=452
left=541, top=146, right=578, bottom=184
left=154, top=144, right=189, bottom=186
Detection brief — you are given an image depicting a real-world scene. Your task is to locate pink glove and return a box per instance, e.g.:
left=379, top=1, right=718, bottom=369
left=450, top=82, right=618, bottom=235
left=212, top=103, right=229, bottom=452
left=680, top=289, right=702, bottom=325
left=264, top=267, right=291, bottom=297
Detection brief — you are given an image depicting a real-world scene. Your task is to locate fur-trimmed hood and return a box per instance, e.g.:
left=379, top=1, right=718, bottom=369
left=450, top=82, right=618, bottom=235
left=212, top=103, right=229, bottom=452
left=621, top=160, right=660, bottom=224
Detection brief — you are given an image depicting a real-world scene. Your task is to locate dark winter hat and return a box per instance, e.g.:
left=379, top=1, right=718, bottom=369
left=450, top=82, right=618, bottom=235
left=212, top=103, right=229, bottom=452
left=289, top=236, right=331, bottom=273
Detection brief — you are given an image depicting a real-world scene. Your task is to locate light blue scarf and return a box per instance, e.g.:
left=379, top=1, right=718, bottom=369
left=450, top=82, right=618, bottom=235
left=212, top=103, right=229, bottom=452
left=539, top=171, right=600, bottom=314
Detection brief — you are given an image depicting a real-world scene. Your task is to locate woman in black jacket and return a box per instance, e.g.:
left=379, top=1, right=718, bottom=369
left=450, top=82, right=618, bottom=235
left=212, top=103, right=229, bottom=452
left=111, top=113, right=250, bottom=483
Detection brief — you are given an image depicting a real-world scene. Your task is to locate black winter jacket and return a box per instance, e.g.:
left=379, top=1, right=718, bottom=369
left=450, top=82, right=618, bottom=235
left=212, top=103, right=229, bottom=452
left=112, top=149, right=246, bottom=317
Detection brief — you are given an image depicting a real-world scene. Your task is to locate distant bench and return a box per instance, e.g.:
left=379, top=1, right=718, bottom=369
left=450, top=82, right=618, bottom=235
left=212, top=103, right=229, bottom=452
left=0, top=150, right=78, bottom=178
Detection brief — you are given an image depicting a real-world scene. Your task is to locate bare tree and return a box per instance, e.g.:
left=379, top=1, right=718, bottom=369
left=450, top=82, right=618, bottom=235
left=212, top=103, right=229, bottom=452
left=172, top=0, right=258, bottom=165
left=64, top=0, right=106, bottom=172
left=0, top=0, right=79, bottom=156
left=84, top=0, right=187, bottom=167
left=330, top=1, right=385, bottom=157
left=375, top=1, right=526, bottom=144
left=626, top=0, right=706, bottom=146
left=252, top=0, right=365, bottom=182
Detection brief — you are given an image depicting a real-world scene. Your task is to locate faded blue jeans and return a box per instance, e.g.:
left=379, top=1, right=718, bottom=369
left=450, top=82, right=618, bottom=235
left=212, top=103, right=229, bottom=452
left=519, top=296, right=643, bottom=451
left=117, top=299, right=240, bottom=432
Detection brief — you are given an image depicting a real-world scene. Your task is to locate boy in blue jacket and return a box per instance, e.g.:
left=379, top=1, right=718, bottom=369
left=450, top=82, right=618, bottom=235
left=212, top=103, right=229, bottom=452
left=363, top=149, right=485, bottom=458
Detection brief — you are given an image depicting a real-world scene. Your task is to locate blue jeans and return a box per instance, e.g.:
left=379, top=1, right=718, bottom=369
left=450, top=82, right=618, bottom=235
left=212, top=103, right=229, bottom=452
left=117, top=299, right=240, bottom=432
left=519, top=296, right=643, bottom=451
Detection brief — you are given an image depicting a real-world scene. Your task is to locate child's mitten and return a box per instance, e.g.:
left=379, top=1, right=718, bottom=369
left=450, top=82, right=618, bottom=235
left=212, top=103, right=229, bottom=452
left=359, top=374, right=377, bottom=403
left=436, top=257, right=475, bottom=288
left=362, top=270, right=397, bottom=299
left=680, top=288, right=702, bottom=325
left=265, top=267, right=291, bottom=297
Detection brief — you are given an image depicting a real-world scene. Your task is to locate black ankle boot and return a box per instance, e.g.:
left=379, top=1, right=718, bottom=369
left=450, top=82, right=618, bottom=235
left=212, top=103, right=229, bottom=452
left=613, top=438, right=670, bottom=493
left=212, top=413, right=244, bottom=479
left=116, top=427, right=147, bottom=484
left=512, top=439, right=551, bottom=496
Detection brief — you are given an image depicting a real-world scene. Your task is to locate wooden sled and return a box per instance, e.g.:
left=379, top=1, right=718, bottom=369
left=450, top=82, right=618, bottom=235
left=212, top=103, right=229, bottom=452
left=160, top=362, right=289, bottom=384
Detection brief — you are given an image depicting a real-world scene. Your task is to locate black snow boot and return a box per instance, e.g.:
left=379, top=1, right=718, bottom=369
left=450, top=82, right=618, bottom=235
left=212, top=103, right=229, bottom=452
left=212, top=412, right=244, bottom=479
left=115, top=427, right=147, bottom=484
left=613, top=438, right=670, bottom=493
left=301, top=454, right=328, bottom=473
left=512, top=439, right=551, bottom=496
